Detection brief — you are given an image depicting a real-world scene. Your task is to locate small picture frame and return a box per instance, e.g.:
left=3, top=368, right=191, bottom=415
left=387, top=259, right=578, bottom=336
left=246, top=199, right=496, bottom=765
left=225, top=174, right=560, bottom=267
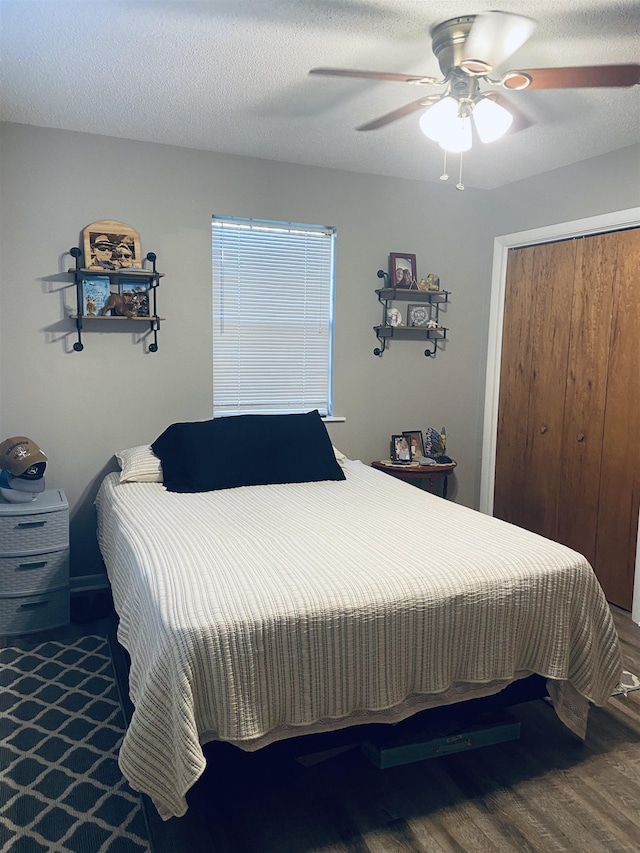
left=407, top=304, right=430, bottom=327
left=81, top=275, right=111, bottom=316
left=389, top=253, right=417, bottom=289
left=119, top=277, right=150, bottom=317
left=391, top=434, right=412, bottom=463
left=83, top=220, right=142, bottom=271
left=403, top=430, right=425, bottom=460
left=101, top=278, right=150, bottom=318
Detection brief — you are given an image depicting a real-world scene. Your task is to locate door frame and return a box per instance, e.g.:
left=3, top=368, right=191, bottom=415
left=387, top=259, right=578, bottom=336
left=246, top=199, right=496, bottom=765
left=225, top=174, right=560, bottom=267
left=480, top=207, right=640, bottom=614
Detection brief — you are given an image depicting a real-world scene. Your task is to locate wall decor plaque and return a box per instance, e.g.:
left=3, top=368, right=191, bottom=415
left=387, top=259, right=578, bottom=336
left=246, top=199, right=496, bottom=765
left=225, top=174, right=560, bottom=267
left=83, top=220, right=142, bottom=271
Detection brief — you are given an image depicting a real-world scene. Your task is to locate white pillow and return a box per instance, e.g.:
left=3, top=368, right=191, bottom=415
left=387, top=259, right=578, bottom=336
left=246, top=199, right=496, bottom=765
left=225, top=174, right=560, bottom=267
left=116, top=445, right=163, bottom=483
left=332, top=446, right=347, bottom=463
left=116, top=443, right=343, bottom=482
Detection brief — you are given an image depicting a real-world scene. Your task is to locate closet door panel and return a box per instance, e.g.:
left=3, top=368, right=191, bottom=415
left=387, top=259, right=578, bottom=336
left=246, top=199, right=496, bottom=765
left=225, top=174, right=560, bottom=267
left=495, top=241, right=575, bottom=539
left=556, top=235, right=616, bottom=566
left=494, top=247, right=537, bottom=528
left=594, top=228, right=640, bottom=608
left=522, top=241, right=576, bottom=540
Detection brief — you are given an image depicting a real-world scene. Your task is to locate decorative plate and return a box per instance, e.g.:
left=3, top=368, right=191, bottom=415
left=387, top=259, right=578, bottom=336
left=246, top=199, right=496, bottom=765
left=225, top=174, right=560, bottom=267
left=387, top=307, right=402, bottom=326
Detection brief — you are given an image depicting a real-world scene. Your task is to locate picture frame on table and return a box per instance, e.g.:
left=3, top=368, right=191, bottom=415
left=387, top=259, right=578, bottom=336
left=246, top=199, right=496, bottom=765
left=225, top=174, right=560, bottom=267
left=389, top=252, right=417, bottom=289
left=391, top=434, right=412, bottom=463
left=403, top=430, right=425, bottom=461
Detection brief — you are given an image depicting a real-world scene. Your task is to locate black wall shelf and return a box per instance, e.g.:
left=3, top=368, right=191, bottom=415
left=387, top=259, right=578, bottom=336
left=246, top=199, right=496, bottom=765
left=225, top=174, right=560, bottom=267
left=373, top=270, right=449, bottom=357
left=69, top=247, right=164, bottom=352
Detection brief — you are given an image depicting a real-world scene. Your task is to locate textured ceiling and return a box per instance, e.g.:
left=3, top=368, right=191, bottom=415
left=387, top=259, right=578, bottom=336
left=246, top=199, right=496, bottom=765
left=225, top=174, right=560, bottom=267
left=1, top=0, right=638, bottom=189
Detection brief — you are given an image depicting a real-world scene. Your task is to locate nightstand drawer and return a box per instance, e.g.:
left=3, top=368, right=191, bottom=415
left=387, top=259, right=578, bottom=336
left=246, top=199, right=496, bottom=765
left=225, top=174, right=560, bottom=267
left=0, top=510, right=68, bottom=555
left=0, top=549, right=69, bottom=596
left=0, top=588, right=70, bottom=635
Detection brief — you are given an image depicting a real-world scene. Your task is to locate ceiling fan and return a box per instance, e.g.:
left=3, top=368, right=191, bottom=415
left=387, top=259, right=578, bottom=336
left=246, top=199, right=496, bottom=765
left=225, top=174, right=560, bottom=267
left=309, top=11, right=639, bottom=184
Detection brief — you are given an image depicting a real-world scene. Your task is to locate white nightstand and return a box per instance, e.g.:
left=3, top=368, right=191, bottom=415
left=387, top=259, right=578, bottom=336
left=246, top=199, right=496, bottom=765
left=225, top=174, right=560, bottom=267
left=0, top=489, right=70, bottom=636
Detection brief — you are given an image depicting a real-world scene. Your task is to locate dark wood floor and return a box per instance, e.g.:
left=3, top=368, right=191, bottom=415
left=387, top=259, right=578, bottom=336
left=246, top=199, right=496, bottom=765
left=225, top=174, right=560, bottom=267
left=5, top=598, right=640, bottom=853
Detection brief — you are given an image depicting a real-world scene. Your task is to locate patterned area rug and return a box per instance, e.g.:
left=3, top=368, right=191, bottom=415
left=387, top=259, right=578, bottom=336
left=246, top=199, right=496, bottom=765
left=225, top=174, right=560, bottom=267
left=0, top=635, right=152, bottom=853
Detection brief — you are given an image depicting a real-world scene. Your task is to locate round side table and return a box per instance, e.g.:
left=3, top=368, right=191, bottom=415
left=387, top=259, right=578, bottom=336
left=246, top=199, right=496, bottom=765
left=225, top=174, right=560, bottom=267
left=371, top=460, right=456, bottom=498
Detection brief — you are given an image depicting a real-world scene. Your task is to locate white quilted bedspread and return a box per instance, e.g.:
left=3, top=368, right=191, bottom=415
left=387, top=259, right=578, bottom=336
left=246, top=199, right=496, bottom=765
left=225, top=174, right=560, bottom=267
left=96, top=461, right=622, bottom=819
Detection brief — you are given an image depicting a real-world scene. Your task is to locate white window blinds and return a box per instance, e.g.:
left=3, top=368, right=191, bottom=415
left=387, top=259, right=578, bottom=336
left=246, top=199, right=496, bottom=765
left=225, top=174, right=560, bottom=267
left=212, top=216, right=336, bottom=416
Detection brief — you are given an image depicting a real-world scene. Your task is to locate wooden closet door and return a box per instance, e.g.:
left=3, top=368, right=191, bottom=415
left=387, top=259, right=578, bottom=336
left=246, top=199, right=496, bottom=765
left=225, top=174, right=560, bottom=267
left=495, top=227, right=640, bottom=610
left=493, top=246, right=537, bottom=529
left=593, top=228, right=640, bottom=607
left=494, top=240, right=576, bottom=539
left=556, top=234, right=616, bottom=567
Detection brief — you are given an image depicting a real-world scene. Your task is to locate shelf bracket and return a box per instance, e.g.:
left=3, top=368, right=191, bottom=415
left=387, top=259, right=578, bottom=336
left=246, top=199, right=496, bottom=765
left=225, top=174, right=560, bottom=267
left=146, top=252, right=159, bottom=353
left=70, top=247, right=84, bottom=351
left=373, top=337, right=387, bottom=357
left=377, top=268, right=391, bottom=287
left=375, top=270, right=390, bottom=355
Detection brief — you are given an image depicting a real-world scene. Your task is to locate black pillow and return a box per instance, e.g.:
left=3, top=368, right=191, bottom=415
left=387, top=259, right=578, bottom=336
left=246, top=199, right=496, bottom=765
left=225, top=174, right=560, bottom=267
left=151, top=410, right=346, bottom=493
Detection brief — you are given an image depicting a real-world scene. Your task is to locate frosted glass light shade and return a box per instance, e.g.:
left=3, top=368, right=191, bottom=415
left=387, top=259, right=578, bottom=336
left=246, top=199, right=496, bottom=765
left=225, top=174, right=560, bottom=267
left=438, top=114, right=472, bottom=153
left=473, top=97, right=514, bottom=143
left=419, top=97, right=458, bottom=142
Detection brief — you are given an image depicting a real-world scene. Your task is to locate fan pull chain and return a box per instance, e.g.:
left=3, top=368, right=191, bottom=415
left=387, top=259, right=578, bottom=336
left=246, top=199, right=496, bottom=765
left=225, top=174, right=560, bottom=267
left=456, top=153, right=465, bottom=191
left=440, top=151, right=449, bottom=181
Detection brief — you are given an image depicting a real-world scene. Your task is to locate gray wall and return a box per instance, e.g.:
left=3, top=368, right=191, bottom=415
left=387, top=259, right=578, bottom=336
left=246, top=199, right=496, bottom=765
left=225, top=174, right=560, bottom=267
left=0, top=121, right=637, bottom=581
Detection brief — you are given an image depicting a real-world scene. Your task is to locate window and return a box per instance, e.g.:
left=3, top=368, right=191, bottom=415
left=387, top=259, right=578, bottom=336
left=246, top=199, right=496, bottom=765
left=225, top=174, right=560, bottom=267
left=212, top=216, right=336, bottom=416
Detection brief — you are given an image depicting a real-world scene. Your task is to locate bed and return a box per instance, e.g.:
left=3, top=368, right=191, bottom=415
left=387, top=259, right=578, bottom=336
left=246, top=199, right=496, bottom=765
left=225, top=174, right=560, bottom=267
left=96, top=415, right=622, bottom=820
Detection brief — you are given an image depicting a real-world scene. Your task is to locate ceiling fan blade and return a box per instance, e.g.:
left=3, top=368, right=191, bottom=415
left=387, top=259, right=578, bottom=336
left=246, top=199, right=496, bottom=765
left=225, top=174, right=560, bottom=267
left=356, top=96, right=442, bottom=131
left=503, top=64, right=640, bottom=90
left=461, top=11, right=536, bottom=73
left=309, top=68, right=439, bottom=85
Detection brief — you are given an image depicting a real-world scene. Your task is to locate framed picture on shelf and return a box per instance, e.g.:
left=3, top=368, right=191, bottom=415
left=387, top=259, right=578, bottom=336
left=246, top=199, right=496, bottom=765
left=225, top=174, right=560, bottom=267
left=81, top=275, right=111, bottom=316
left=119, top=277, right=150, bottom=317
left=391, top=434, right=412, bottom=463
left=403, top=430, right=424, bottom=460
left=389, top=252, right=417, bottom=289
left=83, top=220, right=142, bottom=271
left=407, top=304, right=430, bottom=327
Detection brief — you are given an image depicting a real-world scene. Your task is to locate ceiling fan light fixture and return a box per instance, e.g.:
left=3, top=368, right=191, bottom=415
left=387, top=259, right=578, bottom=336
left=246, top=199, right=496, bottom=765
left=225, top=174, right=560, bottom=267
left=472, top=97, right=514, bottom=143
left=418, top=96, right=459, bottom=142
left=438, top=114, right=473, bottom=153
